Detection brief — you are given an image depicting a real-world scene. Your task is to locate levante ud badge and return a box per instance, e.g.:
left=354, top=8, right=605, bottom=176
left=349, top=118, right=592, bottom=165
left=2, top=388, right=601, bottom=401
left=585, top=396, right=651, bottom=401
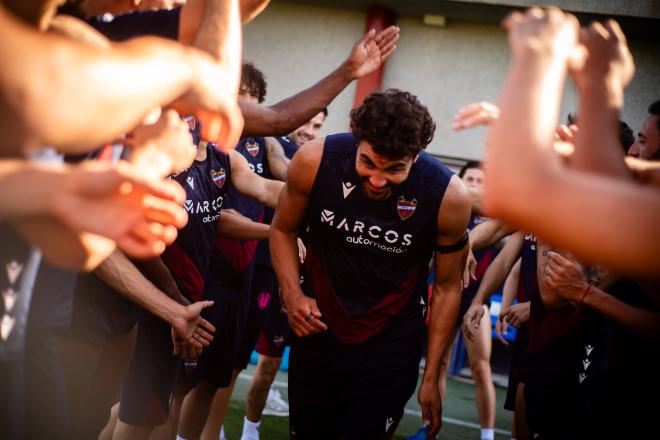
left=246, top=139, right=260, bottom=157
left=397, top=196, right=417, bottom=220
left=210, top=168, right=226, bottom=188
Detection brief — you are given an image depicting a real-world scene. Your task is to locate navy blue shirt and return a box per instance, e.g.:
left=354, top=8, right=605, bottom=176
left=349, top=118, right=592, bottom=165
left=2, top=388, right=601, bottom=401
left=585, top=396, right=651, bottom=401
left=207, top=137, right=269, bottom=291
left=301, top=133, right=452, bottom=347
left=86, top=8, right=181, bottom=41
left=161, top=143, right=232, bottom=301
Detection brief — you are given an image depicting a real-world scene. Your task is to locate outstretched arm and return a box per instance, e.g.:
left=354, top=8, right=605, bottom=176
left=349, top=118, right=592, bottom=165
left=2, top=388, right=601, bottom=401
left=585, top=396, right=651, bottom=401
left=240, top=26, right=399, bottom=136
left=484, top=8, right=660, bottom=276
left=229, top=149, right=284, bottom=209
left=419, top=176, right=471, bottom=439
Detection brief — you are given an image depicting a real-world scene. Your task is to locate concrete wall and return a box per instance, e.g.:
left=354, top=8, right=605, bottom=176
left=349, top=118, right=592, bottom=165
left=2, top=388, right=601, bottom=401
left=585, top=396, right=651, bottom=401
left=244, top=2, right=660, bottom=160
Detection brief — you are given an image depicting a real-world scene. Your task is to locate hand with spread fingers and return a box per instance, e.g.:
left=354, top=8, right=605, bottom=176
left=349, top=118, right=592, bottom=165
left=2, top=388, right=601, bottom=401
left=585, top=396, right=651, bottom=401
left=503, top=7, right=585, bottom=69
left=51, top=160, right=187, bottom=259
left=345, top=25, right=400, bottom=80
left=452, top=101, right=500, bottom=131
left=572, top=20, right=635, bottom=93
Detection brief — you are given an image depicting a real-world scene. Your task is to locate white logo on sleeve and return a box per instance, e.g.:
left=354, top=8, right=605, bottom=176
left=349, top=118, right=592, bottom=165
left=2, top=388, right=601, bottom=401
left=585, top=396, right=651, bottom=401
left=186, top=176, right=195, bottom=190
left=578, top=373, right=588, bottom=383
left=420, top=297, right=427, bottom=316
left=6, top=261, right=23, bottom=285
left=321, top=209, right=335, bottom=225
left=342, top=181, right=356, bottom=199
left=582, top=359, right=591, bottom=370
left=385, top=417, right=394, bottom=433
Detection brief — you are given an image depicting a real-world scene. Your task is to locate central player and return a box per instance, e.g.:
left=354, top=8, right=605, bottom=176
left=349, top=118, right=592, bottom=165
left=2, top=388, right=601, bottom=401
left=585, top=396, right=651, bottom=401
left=270, top=89, right=471, bottom=439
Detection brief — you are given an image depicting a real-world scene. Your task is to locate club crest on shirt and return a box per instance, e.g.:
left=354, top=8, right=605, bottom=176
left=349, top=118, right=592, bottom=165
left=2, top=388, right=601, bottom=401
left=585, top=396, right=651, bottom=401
left=397, top=196, right=417, bottom=220
left=246, top=139, right=260, bottom=157
left=210, top=168, right=226, bottom=188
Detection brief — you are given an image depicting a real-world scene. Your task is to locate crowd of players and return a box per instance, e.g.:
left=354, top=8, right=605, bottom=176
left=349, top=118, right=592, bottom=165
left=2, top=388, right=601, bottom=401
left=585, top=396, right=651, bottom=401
left=0, top=1, right=658, bottom=440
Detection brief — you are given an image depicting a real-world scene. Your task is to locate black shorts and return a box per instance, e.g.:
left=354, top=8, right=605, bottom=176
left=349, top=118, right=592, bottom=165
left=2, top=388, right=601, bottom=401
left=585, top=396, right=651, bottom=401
left=288, top=334, right=421, bottom=440
left=504, top=324, right=528, bottom=411
left=186, top=281, right=251, bottom=388
left=234, top=264, right=279, bottom=369
left=119, top=310, right=179, bottom=426
left=255, top=269, right=290, bottom=358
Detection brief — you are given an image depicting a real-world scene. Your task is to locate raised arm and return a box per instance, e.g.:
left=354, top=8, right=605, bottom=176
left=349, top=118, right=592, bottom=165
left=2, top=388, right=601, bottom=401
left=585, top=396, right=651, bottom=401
left=484, top=8, right=660, bottom=276
left=418, top=176, right=471, bottom=439
left=270, top=139, right=327, bottom=337
left=570, top=20, right=634, bottom=177
left=229, top=149, right=284, bottom=209
left=240, top=26, right=399, bottom=136
left=95, top=251, right=215, bottom=350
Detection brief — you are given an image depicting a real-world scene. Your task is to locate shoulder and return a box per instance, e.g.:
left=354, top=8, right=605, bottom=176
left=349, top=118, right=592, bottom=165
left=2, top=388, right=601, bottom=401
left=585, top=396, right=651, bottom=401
left=437, top=175, right=471, bottom=238
left=286, top=138, right=326, bottom=195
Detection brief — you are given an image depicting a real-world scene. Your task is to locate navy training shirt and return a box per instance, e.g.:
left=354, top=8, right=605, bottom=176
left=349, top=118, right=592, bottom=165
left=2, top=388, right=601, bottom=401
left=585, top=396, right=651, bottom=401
left=302, top=133, right=453, bottom=347
left=86, top=8, right=181, bottom=41
left=207, top=137, right=270, bottom=290
left=161, top=143, right=231, bottom=302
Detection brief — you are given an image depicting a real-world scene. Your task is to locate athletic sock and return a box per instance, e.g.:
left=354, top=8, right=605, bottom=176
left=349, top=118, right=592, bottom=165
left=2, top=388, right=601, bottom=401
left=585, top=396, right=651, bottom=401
left=481, top=428, right=495, bottom=440
left=241, top=416, right=261, bottom=440
left=220, top=426, right=226, bottom=440
left=176, top=435, right=188, bottom=440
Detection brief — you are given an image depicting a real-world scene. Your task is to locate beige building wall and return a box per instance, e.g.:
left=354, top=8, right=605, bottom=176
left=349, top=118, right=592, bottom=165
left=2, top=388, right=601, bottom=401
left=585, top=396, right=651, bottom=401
left=244, top=2, right=660, bottom=161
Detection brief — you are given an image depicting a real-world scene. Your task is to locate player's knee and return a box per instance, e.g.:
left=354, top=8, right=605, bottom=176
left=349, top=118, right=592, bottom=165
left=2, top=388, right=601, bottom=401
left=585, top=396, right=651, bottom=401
left=469, top=359, right=492, bottom=383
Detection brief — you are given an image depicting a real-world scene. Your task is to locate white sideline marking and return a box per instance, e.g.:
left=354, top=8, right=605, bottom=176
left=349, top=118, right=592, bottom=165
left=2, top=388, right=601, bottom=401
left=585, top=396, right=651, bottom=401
left=237, top=372, right=511, bottom=436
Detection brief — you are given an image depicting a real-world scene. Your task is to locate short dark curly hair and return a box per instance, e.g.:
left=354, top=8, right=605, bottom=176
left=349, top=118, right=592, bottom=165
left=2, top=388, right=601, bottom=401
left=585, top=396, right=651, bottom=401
left=350, top=89, right=435, bottom=158
left=240, top=62, right=267, bottom=103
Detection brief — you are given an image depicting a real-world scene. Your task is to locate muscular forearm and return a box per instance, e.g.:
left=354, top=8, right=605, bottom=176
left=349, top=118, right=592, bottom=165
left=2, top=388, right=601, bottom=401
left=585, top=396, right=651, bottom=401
left=584, top=286, right=660, bottom=339
left=94, top=251, right=186, bottom=323
left=0, top=7, right=197, bottom=154
left=469, top=220, right=510, bottom=251
left=484, top=49, right=566, bottom=218
left=0, top=160, right=62, bottom=217
left=500, top=258, right=521, bottom=312
left=572, top=80, right=630, bottom=176
left=423, top=282, right=462, bottom=384
left=131, top=256, right=185, bottom=302
left=217, top=210, right=269, bottom=240
left=241, top=62, right=353, bottom=136
left=270, top=227, right=303, bottom=300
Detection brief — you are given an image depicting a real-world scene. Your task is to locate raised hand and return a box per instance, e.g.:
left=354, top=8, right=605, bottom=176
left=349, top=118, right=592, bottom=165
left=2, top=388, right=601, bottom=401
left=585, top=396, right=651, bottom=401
left=127, top=109, right=196, bottom=179
left=345, top=25, right=399, bottom=80
left=573, top=20, right=634, bottom=92
left=503, top=7, right=585, bottom=69
left=452, top=101, right=500, bottom=131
